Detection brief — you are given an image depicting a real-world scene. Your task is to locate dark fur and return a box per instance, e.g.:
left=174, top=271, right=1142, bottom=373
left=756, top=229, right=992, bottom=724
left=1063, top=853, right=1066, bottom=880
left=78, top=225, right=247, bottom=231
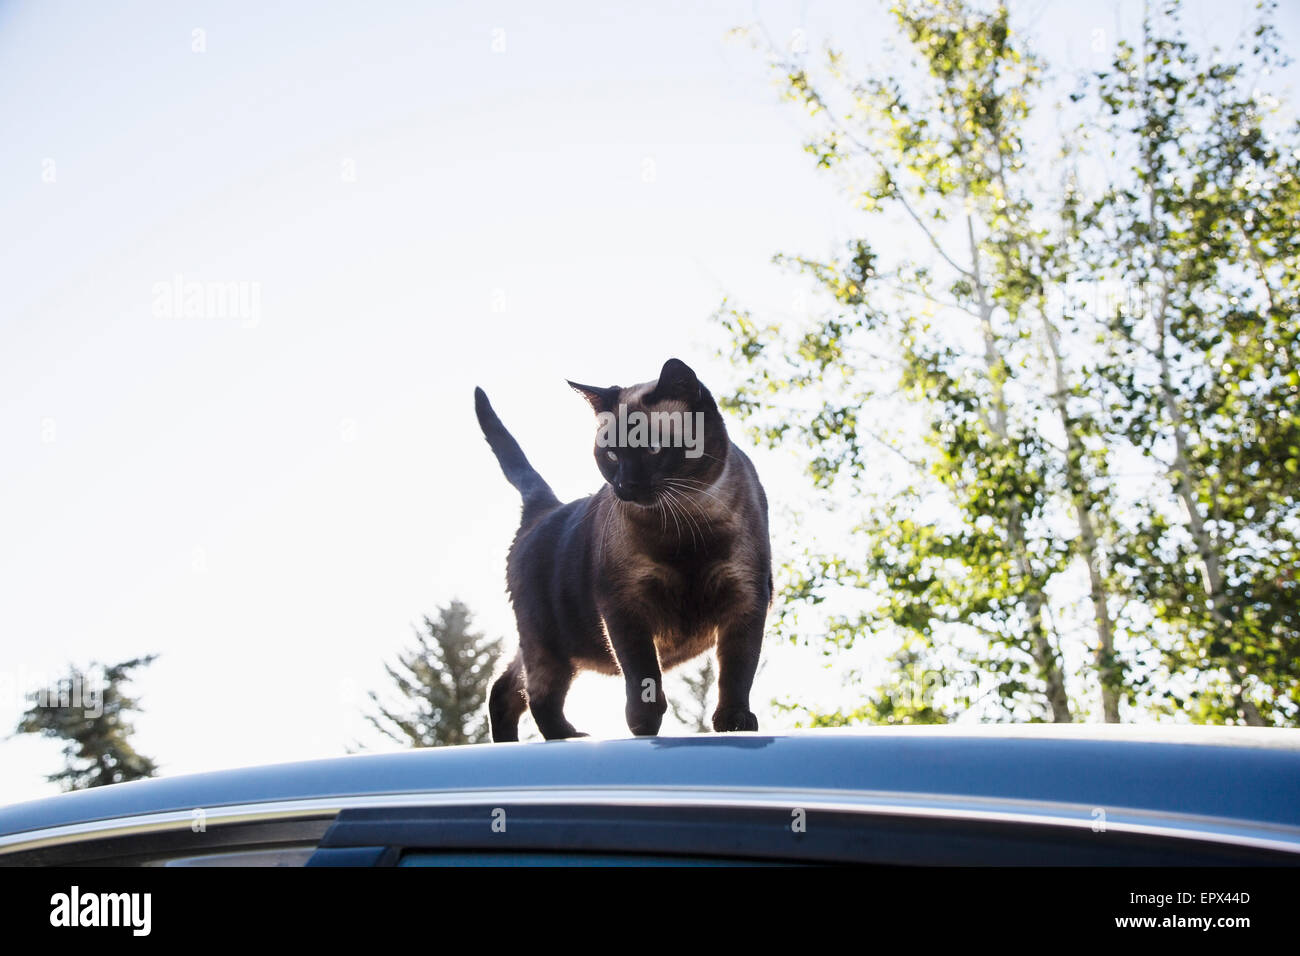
left=476, top=359, right=772, bottom=740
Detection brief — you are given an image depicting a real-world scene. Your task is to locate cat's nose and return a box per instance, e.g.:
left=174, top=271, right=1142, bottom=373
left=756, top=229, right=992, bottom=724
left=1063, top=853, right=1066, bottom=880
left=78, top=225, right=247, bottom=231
left=614, top=480, right=650, bottom=502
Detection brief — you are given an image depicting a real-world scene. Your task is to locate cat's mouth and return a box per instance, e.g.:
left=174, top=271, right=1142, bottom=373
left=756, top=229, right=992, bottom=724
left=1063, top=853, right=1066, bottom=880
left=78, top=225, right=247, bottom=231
left=613, top=488, right=659, bottom=508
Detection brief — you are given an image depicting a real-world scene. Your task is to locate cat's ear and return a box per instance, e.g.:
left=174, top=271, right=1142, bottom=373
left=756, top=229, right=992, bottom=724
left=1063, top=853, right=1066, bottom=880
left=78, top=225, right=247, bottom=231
left=567, top=380, right=620, bottom=414
left=649, top=358, right=702, bottom=404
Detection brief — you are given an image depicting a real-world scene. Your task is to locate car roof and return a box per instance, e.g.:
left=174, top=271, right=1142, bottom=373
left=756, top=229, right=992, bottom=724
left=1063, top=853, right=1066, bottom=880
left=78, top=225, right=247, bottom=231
left=2, top=725, right=1298, bottom=842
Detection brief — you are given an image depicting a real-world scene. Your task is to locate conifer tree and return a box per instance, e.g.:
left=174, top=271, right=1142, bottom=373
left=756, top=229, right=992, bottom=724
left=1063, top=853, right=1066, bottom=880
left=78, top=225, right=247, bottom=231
left=16, top=655, right=159, bottom=790
left=366, top=599, right=503, bottom=746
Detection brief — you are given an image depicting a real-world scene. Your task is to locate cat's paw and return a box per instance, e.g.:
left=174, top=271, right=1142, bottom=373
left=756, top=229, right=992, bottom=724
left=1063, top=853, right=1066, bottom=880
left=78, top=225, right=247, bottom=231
left=629, top=691, right=670, bottom=738
left=625, top=703, right=666, bottom=737
left=712, top=706, right=759, bottom=733
left=539, top=722, right=589, bottom=740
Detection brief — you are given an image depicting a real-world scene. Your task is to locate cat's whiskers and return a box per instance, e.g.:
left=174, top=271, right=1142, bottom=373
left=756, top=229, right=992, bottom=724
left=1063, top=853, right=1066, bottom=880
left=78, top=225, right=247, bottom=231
left=662, top=480, right=724, bottom=537
left=663, top=477, right=727, bottom=508
left=660, top=488, right=684, bottom=542
left=660, top=489, right=691, bottom=548
left=674, top=488, right=715, bottom=545
left=653, top=490, right=668, bottom=535
left=597, top=494, right=621, bottom=566
left=579, top=492, right=602, bottom=525
left=660, top=485, right=703, bottom=549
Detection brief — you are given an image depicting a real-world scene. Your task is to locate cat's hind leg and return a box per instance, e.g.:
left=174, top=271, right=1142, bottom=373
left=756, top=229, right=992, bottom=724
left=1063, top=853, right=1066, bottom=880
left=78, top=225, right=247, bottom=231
left=522, top=639, right=587, bottom=740
left=488, top=652, right=529, bottom=742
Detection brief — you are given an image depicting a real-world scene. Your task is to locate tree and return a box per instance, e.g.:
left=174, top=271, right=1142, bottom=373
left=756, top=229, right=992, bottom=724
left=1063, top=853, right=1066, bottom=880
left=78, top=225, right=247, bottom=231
left=365, top=599, right=503, bottom=747
left=719, top=0, right=1297, bottom=725
left=15, top=655, right=159, bottom=790
left=668, top=656, right=717, bottom=732
left=1082, top=2, right=1300, bottom=724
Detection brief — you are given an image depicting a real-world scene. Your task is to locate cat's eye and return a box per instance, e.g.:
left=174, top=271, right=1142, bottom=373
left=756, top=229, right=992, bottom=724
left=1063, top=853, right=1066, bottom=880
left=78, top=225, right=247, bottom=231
left=605, top=450, right=618, bottom=463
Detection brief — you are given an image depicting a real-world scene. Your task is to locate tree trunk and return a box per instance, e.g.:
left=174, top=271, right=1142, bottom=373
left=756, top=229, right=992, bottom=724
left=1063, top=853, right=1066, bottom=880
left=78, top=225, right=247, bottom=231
left=968, top=216, right=1072, bottom=722
left=1042, top=312, right=1121, bottom=721
left=1153, top=285, right=1265, bottom=726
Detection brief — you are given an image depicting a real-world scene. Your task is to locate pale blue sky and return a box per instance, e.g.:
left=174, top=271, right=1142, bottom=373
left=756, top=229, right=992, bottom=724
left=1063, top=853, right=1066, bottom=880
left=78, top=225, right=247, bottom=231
left=2, top=0, right=1295, bottom=804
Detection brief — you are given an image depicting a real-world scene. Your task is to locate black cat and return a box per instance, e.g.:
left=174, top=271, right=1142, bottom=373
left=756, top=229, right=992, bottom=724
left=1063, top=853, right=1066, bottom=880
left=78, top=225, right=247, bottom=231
left=475, top=358, right=772, bottom=741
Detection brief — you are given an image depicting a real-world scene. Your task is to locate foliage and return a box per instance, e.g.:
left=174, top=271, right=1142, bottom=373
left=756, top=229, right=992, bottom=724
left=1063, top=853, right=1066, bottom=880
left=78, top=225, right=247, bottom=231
left=365, top=599, right=503, bottom=747
left=721, top=0, right=1298, bottom=725
left=1079, top=1, right=1300, bottom=724
left=15, top=655, right=159, bottom=790
left=668, top=655, right=717, bottom=732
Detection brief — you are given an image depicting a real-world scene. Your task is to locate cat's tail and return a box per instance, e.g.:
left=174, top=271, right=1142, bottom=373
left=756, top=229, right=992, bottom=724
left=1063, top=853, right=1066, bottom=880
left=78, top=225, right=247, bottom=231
left=474, top=387, right=562, bottom=522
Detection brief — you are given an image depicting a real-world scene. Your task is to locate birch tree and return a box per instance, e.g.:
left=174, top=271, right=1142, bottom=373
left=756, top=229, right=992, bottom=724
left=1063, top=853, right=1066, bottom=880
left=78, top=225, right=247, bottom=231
left=719, top=0, right=1297, bottom=725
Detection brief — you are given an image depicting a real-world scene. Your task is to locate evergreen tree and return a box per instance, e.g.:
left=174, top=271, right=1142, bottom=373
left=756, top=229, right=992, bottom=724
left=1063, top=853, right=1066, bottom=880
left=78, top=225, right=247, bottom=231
left=16, top=655, right=159, bottom=790
left=366, top=599, right=503, bottom=746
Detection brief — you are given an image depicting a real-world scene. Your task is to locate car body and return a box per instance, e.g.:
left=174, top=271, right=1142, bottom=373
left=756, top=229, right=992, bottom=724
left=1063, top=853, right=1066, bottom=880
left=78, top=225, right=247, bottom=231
left=1, top=725, right=1298, bottom=866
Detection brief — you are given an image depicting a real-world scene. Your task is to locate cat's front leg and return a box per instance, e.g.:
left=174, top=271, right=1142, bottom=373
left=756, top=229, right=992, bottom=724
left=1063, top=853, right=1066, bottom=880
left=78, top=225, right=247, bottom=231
left=601, top=611, right=668, bottom=736
left=713, top=609, right=765, bottom=732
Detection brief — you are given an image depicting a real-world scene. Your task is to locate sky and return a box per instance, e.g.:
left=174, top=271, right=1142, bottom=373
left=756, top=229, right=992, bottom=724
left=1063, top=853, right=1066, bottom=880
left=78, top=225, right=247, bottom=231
left=2, top=0, right=1297, bottom=806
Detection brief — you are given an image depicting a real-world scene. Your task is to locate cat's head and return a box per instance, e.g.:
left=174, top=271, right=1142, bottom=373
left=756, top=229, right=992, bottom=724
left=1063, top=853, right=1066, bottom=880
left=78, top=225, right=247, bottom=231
left=568, top=358, right=728, bottom=506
